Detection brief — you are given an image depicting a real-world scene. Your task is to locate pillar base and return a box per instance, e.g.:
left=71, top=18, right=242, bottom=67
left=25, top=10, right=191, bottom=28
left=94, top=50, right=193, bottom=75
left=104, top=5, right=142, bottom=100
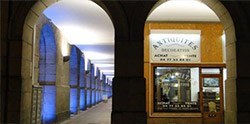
left=112, top=111, right=147, bottom=124
left=111, top=77, right=147, bottom=124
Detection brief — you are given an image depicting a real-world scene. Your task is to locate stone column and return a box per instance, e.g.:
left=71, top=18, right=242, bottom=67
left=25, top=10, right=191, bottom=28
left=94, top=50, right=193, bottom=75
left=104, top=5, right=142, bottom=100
left=112, top=41, right=147, bottom=124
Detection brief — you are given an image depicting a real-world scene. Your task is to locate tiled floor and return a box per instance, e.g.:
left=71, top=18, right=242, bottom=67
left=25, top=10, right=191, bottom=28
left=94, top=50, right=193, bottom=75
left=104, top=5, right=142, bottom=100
left=60, top=99, right=111, bottom=124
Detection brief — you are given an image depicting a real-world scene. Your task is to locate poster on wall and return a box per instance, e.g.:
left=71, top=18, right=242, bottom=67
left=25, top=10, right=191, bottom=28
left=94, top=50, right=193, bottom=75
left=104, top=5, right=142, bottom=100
left=150, top=30, right=201, bottom=63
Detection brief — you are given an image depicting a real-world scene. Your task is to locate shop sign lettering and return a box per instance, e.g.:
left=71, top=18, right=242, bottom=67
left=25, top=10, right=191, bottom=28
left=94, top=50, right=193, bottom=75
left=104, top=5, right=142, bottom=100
left=150, top=31, right=201, bottom=63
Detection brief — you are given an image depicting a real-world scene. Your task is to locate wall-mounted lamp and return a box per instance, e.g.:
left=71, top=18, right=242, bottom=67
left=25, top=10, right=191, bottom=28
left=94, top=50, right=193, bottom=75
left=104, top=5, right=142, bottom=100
left=63, top=56, right=70, bottom=62
left=94, top=76, right=99, bottom=79
left=85, top=70, right=90, bottom=75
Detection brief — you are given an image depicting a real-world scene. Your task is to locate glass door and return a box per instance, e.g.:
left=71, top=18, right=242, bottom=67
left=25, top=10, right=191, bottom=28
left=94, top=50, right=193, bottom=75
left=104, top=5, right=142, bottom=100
left=200, top=68, right=224, bottom=124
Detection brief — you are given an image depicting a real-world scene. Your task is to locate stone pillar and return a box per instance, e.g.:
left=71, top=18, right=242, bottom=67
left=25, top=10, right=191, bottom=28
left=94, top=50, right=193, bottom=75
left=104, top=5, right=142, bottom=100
left=236, top=42, right=250, bottom=123
left=112, top=41, right=147, bottom=124
left=3, top=40, right=23, bottom=123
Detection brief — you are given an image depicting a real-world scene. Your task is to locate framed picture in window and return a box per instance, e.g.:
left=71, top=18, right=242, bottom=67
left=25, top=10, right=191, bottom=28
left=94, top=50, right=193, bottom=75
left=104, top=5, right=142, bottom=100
left=203, top=78, right=219, bottom=87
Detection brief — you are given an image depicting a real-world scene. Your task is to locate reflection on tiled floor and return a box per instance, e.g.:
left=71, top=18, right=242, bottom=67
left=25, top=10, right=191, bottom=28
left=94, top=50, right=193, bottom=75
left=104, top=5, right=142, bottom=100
left=60, top=99, right=111, bottom=124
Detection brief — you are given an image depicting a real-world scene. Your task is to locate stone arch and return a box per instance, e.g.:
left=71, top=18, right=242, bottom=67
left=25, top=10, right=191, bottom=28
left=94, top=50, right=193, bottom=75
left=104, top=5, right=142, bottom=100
left=20, top=0, right=127, bottom=123
left=145, top=0, right=237, bottom=123
left=38, top=23, right=57, bottom=83
left=38, top=23, right=57, bottom=124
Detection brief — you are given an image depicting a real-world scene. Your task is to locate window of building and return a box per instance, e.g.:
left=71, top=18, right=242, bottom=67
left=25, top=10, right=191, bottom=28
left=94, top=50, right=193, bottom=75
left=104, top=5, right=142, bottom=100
left=154, top=67, right=200, bottom=112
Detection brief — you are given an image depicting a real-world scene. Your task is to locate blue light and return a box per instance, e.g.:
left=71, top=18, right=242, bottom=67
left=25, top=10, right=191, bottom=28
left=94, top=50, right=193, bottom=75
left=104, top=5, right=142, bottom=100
left=79, top=57, right=85, bottom=87
left=92, top=90, right=95, bottom=105
left=70, top=88, right=78, bottom=114
left=39, top=24, right=56, bottom=83
left=95, top=90, right=98, bottom=103
left=80, top=89, right=86, bottom=110
left=69, top=46, right=80, bottom=114
left=39, top=24, right=57, bottom=124
left=87, top=90, right=91, bottom=107
left=41, top=86, right=56, bottom=124
left=69, top=46, right=78, bottom=86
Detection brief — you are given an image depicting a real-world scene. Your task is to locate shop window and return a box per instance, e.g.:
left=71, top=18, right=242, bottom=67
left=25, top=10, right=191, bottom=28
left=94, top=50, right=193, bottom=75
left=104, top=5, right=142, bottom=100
left=201, top=68, right=222, bottom=113
left=154, top=67, right=200, bottom=112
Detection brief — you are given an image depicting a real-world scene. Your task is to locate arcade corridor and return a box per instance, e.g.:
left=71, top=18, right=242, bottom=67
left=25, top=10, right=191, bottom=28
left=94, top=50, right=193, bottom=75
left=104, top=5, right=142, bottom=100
left=61, top=99, right=111, bottom=124
left=2, top=0, right=250, bottom=124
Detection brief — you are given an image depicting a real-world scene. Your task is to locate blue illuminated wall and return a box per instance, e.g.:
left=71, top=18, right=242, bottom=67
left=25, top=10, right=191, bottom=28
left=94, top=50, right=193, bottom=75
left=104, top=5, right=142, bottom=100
left=91, top=64, right=96, bottom=105
left=70, top=88, right=78, bottom=114
left=39, top=24, right=56, bottom=83
left=80, top=89, right=85, bottom=110
left=79, top=57, right=86, bottom=110
left=86, top=60, right=91, bottom=107
left=102, top=74, right=106, bottom=100
left=39, top=24, right=57, bottom=124
left=96, top=69, right=100, bottom=103
left=87, top=89, right=91, bottom=107
left=69, top=46, right=78, bottom=86
left=69, top=46, right=79, bottom=114
left=41, top=86, right=56, bottom=124
left=79, top=57, right=85, bottom=87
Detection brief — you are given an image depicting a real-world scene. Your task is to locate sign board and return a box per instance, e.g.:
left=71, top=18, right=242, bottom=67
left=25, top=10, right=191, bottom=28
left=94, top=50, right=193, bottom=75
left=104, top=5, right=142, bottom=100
left=150, top=30, right=201, bottom=63
left=155, top=101, right=200, bottom=112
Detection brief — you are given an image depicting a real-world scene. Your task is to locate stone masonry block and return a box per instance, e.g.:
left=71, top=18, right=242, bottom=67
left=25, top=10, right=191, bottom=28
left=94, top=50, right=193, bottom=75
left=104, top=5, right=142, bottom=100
left=22, top=24, right=33, bottom=45
left=25, top=11, right=39, bottom=28
left=226, top=42, right=236, bottom=61
left=41, top=0, right=57, bottom=7
left=220, top=12, right=233, bottom=30
left=22, top=41, right=32, bottom=61
left=213, top=2, right=227, bottom=18
left=225, top=25, right=236, bottom=46
left=31, top=1, right=47, bottom=16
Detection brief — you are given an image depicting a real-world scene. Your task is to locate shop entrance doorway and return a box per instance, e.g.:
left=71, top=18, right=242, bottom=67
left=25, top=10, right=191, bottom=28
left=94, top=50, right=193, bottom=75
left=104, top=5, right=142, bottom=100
left=200, top=68, right=224, bottom=124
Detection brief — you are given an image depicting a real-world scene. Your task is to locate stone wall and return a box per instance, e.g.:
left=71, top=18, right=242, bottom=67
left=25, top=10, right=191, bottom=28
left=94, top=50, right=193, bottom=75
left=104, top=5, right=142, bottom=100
left=21, top=14, right=71, bottom=123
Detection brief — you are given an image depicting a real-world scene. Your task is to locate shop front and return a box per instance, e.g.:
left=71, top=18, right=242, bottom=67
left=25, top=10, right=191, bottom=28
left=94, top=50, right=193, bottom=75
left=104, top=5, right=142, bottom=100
left=144, top=22, right=226, bottom=124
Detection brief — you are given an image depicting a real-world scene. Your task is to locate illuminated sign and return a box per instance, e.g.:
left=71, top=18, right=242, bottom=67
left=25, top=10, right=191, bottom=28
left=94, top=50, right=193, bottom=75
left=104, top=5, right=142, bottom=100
left=150, top=30, right=201, bottom=63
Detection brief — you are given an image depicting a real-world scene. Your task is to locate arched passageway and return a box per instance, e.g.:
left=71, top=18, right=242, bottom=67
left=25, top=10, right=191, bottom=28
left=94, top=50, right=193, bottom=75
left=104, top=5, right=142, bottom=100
left=19, top=0, right=115, bottom=123
left=144, top=0, right=237, bottom=123
left=1, top=1, right=250, bottom=124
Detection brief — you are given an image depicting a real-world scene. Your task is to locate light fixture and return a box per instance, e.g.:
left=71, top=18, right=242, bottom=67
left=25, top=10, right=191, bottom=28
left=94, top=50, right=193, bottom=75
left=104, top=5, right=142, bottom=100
left=156, top=72, right=160, bottom=76
left=175, top=72, right=179, bottom=76
left=171, top=75, right=175, bottom=79
left=63, top=56, right=70, bottom=62
left=85, top=70, right=90, bottom=75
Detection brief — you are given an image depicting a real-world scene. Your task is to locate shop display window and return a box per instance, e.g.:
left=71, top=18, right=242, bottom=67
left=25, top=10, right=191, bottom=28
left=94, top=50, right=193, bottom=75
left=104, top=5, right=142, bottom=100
left=154, top=67, right=200, bottom=112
